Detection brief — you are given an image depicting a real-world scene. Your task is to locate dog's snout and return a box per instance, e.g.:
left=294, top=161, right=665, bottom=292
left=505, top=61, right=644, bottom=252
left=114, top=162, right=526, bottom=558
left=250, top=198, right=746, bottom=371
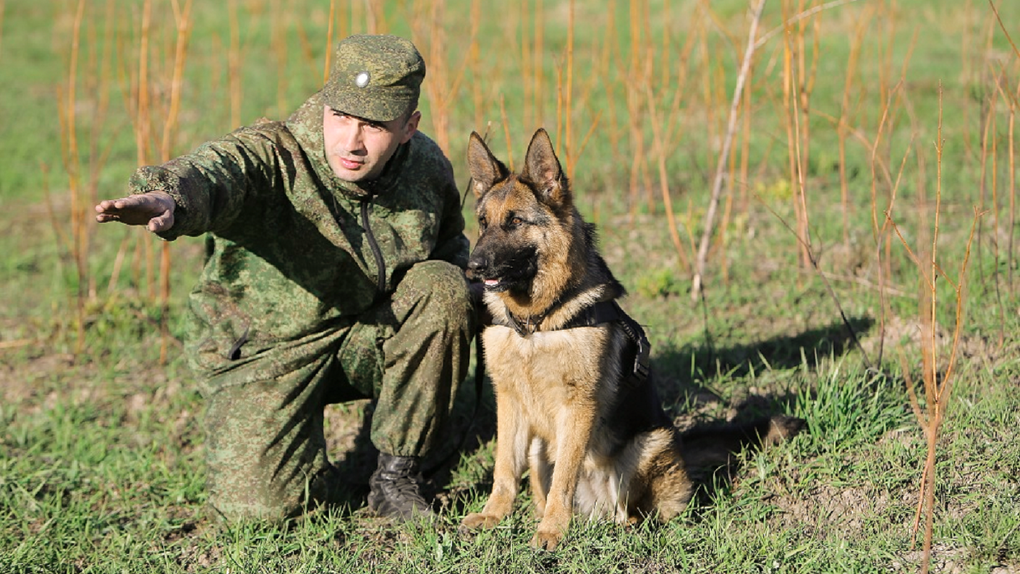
left=466, top=253, right=488, bottom=279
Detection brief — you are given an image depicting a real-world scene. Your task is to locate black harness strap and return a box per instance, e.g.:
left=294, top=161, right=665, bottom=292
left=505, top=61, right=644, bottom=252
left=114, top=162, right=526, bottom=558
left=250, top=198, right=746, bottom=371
left=493, top=299, right=651, bottom=384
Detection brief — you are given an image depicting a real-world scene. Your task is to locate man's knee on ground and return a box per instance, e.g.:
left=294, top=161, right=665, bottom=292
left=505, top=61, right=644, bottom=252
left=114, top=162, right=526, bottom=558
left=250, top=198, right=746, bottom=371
left=207, top=464, right=345, bottom=524
left=207, top=481, right=303, bottom=524
left=204, top=384, right=332, bottom=524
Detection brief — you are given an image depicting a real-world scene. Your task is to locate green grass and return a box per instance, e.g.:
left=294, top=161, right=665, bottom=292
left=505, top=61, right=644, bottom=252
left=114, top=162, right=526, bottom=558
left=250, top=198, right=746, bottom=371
left=2, top=0, right=1020, bottom=572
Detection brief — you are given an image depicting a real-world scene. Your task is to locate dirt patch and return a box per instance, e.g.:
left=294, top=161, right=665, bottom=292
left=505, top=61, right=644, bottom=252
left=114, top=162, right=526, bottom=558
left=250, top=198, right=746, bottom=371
left=0, top=352, right=81, bottom=408
left=775, top=483, right=897, bottom=534
left=853, top=312, right=1010, bottom=399
left=892, top=544, right=1020, bottom=574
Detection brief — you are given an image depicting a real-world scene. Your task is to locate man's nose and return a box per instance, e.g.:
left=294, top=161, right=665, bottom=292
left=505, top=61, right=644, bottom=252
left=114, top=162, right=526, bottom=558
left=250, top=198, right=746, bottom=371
left=342, top=124, right=365, bottom=153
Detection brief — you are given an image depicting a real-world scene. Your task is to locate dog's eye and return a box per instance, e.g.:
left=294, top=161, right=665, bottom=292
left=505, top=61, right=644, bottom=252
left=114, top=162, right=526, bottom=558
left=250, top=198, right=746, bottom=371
left=510, top=216, right=524, bottom=226
left=478, top=216, right=488, bottom=229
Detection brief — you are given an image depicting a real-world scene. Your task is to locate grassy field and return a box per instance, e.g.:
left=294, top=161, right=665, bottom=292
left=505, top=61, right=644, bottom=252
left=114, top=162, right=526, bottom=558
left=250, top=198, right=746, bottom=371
left=2, top=0, right=1020, bottom=572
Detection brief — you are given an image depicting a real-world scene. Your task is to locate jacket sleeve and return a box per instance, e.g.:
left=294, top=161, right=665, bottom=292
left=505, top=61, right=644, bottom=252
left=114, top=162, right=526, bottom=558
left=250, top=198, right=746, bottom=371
left=428, top=156, right=470, bottom=269
left=129, top=124, right=281, bottom=241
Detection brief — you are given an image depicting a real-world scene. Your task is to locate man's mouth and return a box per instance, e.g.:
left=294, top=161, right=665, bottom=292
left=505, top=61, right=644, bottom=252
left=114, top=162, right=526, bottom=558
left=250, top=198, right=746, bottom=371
left=339, top=157, right=363, bottom=170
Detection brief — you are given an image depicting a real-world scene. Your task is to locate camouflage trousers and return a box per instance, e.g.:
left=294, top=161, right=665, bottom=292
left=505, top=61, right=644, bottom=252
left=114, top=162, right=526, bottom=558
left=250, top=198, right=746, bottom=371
left=198, top=260, right=474, bottom=521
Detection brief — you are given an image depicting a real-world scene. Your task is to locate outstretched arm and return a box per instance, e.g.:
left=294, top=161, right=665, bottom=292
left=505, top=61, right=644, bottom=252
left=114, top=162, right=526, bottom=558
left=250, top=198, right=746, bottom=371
left=95, top=191, right=176, bottom=233
left=95, top=123, right=281, bottom=240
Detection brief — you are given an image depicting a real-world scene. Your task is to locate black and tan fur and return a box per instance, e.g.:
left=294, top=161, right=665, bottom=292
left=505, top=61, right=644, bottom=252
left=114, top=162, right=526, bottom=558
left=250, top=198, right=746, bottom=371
left=460, top=129, right=799, bottom=550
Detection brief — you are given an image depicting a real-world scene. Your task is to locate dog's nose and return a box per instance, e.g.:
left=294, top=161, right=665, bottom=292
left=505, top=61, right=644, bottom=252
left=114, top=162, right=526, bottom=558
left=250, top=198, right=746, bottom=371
left=466, top=256, right=487, bottom=280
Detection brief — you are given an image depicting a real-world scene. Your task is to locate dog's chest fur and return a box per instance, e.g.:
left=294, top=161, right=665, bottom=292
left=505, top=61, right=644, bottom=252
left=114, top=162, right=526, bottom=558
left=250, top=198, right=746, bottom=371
left=482, top=324, right=626, bottom=449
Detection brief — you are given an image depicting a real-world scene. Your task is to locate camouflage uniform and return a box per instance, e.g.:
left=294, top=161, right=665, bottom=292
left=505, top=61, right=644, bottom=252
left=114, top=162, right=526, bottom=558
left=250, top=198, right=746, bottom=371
left=130, top=39, right=472, bottom=520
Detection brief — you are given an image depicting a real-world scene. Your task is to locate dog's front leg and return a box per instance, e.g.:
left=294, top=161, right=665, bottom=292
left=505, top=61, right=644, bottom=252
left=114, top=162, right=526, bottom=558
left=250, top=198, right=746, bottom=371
left=531, top=400, right=596, bottom=551
left=462, top=398, right=529, bottom=530
left=528, top=438, right=551, bottom=519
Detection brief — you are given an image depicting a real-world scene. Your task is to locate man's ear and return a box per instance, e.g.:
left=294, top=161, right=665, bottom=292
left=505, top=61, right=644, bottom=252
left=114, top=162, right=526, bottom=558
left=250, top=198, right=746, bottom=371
left=400, top=110, right=421, bottom=143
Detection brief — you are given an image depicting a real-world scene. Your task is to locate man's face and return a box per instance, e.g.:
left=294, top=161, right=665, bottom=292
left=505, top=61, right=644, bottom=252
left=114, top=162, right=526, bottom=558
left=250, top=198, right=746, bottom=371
left=323, top=105, right=420, bottom=183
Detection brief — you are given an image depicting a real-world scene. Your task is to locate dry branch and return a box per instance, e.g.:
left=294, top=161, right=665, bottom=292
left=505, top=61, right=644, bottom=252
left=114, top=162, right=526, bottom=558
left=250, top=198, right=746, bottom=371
left=691, top=0, right=767, bottom=301
left=884, top=85, right=982, bottom=574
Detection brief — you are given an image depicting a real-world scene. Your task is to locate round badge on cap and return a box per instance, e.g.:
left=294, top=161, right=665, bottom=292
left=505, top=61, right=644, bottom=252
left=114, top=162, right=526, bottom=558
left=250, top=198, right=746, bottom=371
left=355, top=71, right=370, bottom=88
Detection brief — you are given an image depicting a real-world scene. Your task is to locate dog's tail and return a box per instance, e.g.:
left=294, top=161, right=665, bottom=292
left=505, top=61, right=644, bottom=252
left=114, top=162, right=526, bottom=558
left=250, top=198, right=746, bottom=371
left=679, top=415, right=805, bottom=476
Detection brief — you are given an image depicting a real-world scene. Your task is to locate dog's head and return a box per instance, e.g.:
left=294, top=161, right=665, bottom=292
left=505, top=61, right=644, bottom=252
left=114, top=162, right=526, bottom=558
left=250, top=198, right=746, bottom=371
left=465, top=129, right=575, bottom=296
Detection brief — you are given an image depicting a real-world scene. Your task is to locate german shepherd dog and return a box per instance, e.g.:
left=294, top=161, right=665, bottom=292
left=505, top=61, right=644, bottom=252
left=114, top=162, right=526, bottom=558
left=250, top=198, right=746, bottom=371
left=460, top=129, right=801, bottom=550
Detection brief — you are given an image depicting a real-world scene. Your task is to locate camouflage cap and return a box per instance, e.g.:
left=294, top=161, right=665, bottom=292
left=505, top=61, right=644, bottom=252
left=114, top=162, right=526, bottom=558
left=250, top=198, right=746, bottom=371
left=322, top=35, right=425, bottom=123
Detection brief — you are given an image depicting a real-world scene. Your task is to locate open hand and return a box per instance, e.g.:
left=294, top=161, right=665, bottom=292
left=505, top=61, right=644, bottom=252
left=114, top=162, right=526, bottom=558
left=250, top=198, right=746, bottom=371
left=95, top=192, right=176, bottom=233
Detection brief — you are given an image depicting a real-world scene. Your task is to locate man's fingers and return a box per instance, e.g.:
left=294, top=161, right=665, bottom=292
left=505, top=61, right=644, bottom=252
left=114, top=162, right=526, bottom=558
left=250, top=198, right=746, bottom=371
left=95, top=197, right=138, bottom=216
left=95, top=199, right=120, bottom=216
left=94, top=193, right=175, bottom=230
left=147, top=210, right=174, bottom=233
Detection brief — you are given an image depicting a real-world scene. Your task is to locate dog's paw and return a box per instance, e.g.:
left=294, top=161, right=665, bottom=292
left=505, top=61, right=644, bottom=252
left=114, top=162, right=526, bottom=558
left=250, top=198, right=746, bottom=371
left=530, top=527, right=564, bottom=551
left=461, top=512, right=502, bottom=530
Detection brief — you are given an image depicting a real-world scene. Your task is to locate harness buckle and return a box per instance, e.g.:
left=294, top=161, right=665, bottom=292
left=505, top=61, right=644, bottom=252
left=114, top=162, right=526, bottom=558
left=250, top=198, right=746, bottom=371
left=632, top=333, right=650, bottom=380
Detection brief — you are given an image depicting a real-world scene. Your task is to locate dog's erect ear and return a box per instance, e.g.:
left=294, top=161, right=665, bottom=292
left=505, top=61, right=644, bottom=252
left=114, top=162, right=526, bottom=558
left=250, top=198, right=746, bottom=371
left=467, top=131, right=509, bottom=199
left=522, top=128, right=570, bottom=208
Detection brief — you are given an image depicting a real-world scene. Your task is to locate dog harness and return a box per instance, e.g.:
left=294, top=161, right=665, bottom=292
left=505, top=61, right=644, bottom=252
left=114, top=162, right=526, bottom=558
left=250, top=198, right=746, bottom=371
left=494, top=300, right=651, bottom=384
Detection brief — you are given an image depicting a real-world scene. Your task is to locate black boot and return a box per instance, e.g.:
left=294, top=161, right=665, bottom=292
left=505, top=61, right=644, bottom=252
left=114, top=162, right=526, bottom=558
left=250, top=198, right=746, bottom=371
left=367, top=453, right=433, bottom=521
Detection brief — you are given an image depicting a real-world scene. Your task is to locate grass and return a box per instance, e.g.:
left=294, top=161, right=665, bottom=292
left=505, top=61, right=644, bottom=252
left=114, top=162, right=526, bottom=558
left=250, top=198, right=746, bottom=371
left=2, top=0, right=1020, bottom=572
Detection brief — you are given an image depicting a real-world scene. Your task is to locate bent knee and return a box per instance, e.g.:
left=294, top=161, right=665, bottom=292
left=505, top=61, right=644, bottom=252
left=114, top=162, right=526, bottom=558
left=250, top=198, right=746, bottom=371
left=398, top=261, right=473, bottom=322
left=402, top=260, right=469, bottom=293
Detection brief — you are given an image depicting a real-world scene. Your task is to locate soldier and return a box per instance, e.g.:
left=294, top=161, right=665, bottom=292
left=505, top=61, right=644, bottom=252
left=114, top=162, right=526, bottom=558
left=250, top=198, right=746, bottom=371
left=95, top=35, right=473, bottom=523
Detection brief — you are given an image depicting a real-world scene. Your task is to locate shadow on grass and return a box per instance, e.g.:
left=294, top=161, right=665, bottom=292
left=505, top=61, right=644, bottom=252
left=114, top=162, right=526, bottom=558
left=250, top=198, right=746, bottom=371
left=648, top=314, right=872, bottom=509
left=654, top=315, right=874, bottom=398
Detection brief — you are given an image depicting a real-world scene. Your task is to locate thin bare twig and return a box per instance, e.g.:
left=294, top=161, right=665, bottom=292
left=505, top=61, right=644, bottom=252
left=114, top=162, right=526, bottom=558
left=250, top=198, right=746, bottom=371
left=0, top=339, right=36, bottom=350
left=691, top=0, right=766, bottom=301
left=644, top=85, right=692, bottom=275
left=754, top=194, right=874, bottom=371
left=883, top=83, right=981, bottom=574
left=0, top=0, right=6, bottom=64
left=754, top=0, right=862, bottom=51
left=988, top=0, right=1020, bottom=61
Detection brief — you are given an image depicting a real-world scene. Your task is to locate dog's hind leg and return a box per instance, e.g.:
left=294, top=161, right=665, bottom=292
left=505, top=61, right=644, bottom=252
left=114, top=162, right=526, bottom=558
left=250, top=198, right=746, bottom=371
left=624, top=429, right=694, bottom=523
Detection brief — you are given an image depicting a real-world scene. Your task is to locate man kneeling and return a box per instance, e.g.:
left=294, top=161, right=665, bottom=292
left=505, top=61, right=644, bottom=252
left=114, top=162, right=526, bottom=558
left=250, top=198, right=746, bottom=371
left=95, top=34, right=473, bottom=522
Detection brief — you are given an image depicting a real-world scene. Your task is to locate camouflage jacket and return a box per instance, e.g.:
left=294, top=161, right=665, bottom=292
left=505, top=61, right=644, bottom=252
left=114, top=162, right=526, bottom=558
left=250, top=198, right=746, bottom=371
left=131, top=91, right=469, bottom=374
